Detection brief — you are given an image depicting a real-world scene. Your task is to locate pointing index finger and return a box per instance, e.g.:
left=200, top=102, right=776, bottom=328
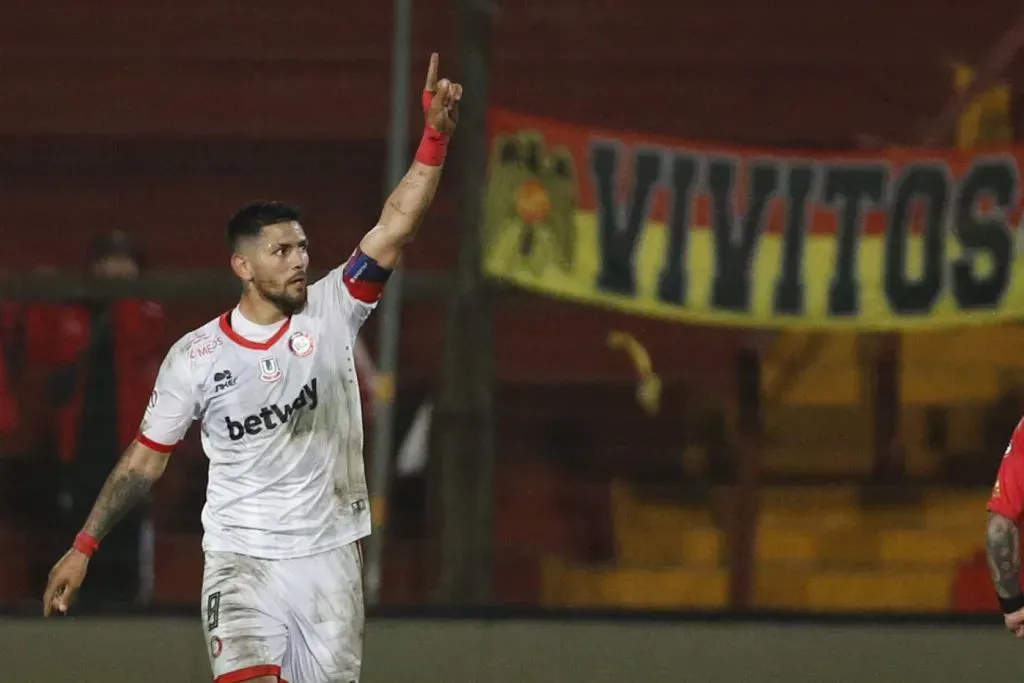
left=425, top=53, right=439, bottom=92
left=42, top=584, right=56, bottom=616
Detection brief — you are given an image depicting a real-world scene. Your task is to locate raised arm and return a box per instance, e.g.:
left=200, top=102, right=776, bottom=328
left=358, top=53, right=462, bottom=269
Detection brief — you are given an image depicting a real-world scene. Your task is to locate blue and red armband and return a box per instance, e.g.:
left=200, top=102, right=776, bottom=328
left=343, top=248, right=393, bottom=303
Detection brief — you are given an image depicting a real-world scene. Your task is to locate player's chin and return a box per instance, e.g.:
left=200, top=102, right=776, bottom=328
left=269, top=288, right=307, bottom=315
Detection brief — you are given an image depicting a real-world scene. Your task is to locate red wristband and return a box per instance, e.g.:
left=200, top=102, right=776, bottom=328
left=73, top=531, right=99, bottom=558
left=415, top=126, right=449, bottom=166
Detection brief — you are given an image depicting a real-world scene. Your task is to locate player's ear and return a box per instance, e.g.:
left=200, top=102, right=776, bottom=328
left=230, top=252, right=253, bottom=283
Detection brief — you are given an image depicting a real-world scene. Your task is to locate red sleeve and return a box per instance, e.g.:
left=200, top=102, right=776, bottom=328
left=988, top=417, right=1024, bottom=521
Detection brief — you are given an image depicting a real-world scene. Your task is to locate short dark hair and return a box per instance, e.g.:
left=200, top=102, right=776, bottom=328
left=227, top=201, right=301, bottom=250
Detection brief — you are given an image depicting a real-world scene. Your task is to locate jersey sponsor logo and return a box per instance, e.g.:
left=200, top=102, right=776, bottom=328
left=224, top=378, right=319, bottom=440
left=189, top=336, right=224, bottom=360
left=259, top=357, right=282, bottom=383
left=213, top=370, right=237, bottom=393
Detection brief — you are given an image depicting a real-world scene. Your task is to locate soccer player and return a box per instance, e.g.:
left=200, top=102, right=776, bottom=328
left=42, top=53, right=462, bottom=683
left=986, top=417, right=1024, bottom=636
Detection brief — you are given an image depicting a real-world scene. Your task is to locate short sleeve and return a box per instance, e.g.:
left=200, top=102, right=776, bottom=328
left=137, top=345, right=198, bottom=453
left=307, top=258, right=382, bottom=339
left=988, top=418, right=1024, bottom=521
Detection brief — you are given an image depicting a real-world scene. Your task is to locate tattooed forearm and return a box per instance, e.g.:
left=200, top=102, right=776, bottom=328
left=380, top=163, right=442, bottom=239
left=987, top=512, right=1021, bottom=598
left=361, top=161, right=444, bottom=268
left=386, top=175, right=426, bottom=216
left=80, top=442, right=168, bottom=542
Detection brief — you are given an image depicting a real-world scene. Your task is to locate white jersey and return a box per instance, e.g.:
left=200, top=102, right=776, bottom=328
left=139, top=267, right=375, bottom=559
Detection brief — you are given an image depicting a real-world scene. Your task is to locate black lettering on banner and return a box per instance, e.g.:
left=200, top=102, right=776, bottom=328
left=707, top=157, right=780, bottom=312
left=952, top=158, right=1017, bottom=309
left=773, top=163, right=817, bottom=315
left=822, top=164, right=889, bottom=316
left=884, top=163, right=950, bottom=314
left=590, top=142, right=664, bottom=296
left=207, top=591, right=220, bottom=631
left=657, top=152, right=701, bottom=305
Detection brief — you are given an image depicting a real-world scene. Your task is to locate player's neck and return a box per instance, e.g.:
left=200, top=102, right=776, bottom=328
left=236, top=295, right=288, bottom=326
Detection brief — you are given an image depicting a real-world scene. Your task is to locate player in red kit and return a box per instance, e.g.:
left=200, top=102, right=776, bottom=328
left=986, top=417, right=1024, bottom=635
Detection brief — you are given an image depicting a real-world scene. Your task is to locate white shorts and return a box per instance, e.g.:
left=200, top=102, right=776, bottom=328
left=202, top=542, right=364, bottom=683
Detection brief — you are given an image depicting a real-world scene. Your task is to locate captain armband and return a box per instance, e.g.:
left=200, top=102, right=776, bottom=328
left=342, top=248, right=393, bottom=303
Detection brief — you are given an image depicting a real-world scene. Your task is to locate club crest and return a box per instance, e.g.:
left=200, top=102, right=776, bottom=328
left=259, top=357, right=282, bottom=382
left=288, top=331, right=315, bottom=358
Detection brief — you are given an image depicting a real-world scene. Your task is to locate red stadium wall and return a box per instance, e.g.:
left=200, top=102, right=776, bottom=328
left=0, top=1, right=1020, bottom=143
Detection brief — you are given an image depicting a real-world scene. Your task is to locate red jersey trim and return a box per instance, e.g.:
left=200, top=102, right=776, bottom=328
left=215, top=664, right=282, bottom=683
left=218, top=312, right=291, bottom=351
left=137, top=432, right=177, bottom=454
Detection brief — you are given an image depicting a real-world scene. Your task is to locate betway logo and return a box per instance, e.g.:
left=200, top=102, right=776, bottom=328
left=225, top=379, right=318, bottom=441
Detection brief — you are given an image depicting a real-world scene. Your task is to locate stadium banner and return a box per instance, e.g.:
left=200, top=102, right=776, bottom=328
left=482, top=108, right=1024, bottom=330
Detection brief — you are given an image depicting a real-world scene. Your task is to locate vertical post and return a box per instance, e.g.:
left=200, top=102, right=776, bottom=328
left=433, top=0, right=495, bottom=604
left=872, top=335, right=903, bottom=481
left=364, top=0, right=413, bottom=607
left=729, top=346, right=761, bottom=610
left=459, top=0, right=495, bottom=604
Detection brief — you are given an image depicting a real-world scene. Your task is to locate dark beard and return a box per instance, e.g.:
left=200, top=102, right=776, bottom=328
left=267, top=291, right=306, bottom=316
left=256, top=284, right=307, bottom=316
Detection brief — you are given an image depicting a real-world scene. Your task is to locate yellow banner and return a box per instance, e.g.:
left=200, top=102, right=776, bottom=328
left=482, top=109, right=1024, bottom=330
